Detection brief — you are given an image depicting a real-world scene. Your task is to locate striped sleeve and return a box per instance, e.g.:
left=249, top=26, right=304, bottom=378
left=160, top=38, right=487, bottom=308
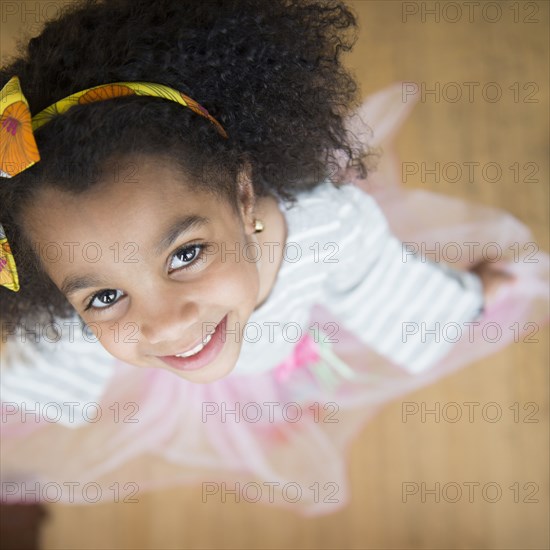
left=1, top=317, right=116, bottom=427
left=322, top=184, right=485, bottom=374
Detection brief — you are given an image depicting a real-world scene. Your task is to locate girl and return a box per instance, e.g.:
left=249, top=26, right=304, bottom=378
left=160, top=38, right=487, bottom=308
left=0, top=0, right=547, bottom=517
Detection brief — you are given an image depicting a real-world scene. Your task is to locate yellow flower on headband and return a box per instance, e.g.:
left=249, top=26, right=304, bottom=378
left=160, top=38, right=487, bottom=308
left=0, top=223, right=19, bottom=292
left=0, top=76, right=40, bottom=178
left=0, top=75, right=228, bottom=292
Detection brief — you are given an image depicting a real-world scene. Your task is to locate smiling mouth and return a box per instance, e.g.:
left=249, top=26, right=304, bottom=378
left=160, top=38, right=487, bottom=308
left=174, top=332, right=213, bottom=357
left=157, top=315, right=228, bottom=372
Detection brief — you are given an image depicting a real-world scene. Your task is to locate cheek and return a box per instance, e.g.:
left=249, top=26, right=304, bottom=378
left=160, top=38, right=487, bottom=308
left=215, top=251, right=260, bottom=306
left=93, top=328, right=137, bottom=364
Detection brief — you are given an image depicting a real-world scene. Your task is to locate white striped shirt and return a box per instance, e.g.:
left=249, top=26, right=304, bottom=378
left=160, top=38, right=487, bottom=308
left=1, top=318, right=117, bottom=426
left=233, top=180, right=483, bottom=375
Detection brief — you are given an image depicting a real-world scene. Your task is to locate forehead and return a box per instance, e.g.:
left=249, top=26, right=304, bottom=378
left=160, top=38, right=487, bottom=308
left=23, top=156, right=232, bottom=246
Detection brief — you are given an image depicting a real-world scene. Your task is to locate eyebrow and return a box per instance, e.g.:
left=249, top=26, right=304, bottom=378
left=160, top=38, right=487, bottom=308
left=61, top=215, right=210, bottom=298
left=61, top=274, right=111, bottom=299
left=153, top=215, right=210, bottom=256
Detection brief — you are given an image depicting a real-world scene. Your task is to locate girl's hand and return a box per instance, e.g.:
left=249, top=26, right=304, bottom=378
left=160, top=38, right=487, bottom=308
left=470, top=260, right=516, bottom=306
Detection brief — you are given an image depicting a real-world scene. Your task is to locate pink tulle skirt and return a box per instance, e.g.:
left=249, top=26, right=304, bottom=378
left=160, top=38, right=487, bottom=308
left=1, top=84, right=548, bottom=516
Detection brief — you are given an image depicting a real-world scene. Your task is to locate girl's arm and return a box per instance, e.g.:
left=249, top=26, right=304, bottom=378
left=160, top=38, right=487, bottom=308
left=322, top=184, right=486, bottom=374
left=0, top=317, right=115, bottom=427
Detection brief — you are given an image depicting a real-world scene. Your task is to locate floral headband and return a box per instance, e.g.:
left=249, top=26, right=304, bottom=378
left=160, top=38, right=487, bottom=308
left=0, top=76, right=228, bottom=292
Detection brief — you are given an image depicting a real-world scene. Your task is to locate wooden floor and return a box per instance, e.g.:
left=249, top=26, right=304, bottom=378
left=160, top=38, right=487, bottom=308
left=2, top=1, right=548, bottom=548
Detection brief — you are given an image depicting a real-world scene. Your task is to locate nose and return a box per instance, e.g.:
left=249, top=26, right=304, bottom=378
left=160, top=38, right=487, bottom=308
left=138, top=295, right=200, bottom=347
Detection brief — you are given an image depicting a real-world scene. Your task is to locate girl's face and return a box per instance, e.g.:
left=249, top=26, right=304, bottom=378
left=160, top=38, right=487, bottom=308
left=23, top=156, right=266, bottom=383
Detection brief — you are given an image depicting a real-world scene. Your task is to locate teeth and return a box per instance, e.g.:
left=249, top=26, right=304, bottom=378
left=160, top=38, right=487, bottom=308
left=175, top=333, right=212, bottom=358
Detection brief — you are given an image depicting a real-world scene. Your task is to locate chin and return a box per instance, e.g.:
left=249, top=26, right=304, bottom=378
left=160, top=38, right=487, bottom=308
left=171, top=360, right=237, bottom=384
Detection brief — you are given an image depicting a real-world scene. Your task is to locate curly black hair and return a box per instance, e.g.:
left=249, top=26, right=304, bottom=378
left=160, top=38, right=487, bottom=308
left=0, top=0, right=370, bottom=329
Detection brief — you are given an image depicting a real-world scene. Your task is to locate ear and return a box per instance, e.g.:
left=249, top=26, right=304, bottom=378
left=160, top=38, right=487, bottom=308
left=235, top=161, right=256, bottom=234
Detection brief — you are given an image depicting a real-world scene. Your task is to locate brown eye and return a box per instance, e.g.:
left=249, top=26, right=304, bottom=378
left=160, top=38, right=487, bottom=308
left=86, top=289, right=123, bottom=311
left=169, top=244, right=205, bottom=271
